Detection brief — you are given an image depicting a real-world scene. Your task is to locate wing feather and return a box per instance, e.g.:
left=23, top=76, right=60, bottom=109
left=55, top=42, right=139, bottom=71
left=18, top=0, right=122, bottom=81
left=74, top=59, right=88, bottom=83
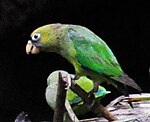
left=68, top=28, right=123, bottom=77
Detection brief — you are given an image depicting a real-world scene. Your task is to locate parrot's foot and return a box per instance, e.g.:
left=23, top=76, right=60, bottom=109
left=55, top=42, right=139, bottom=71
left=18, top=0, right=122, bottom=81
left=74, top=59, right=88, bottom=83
left=72, top=74, right=81, bottom=80
left=62, top=74, right=71, bottom=89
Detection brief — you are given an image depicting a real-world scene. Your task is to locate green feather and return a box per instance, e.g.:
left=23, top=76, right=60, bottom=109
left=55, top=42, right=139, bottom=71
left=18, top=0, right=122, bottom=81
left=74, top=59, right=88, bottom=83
left=68, top=28, right=123, bottom=76
left=66, top=76, right=110, bottom=115
left=67, top=76, right=110, bottom=105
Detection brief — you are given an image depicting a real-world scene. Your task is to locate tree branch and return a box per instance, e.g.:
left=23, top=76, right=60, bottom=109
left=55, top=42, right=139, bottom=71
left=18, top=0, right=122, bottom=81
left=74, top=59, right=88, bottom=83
left=53, top=72, right=67, bottom=122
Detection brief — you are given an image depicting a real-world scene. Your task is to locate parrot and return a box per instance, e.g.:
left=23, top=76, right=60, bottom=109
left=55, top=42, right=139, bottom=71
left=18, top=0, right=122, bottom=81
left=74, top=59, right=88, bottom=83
left=45, top=70, right=111, bottom=121
left=26, top=23, right=142, bottom=98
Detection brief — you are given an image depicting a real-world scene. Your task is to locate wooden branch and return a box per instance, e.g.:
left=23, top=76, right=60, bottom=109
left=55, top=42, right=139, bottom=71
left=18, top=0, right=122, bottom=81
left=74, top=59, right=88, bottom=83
left=52, top=72, right=116, bottom=122
left=70, top=80, right=95, bottom=105
left=53, top=72, right=67, bottom=122
left=91, top=100, right=117, bottom=121
left=70, top=81, right=117, bottom=121
left=65, top=100, right=80, bottom=122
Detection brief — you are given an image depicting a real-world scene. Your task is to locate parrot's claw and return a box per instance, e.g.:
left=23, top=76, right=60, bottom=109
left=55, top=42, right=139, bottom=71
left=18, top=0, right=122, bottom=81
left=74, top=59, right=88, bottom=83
left=72, top=74, right=80, bottom=80
left=62, top=74, right=71, bottom=90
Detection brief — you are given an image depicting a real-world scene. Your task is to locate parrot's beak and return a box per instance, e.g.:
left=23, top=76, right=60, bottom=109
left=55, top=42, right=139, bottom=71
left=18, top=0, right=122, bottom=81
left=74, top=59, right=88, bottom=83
left=26, top=41, right=40, bottom=54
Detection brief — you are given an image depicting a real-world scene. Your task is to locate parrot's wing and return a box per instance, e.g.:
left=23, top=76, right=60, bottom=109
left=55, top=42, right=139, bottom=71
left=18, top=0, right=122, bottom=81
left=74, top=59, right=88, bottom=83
left=68, top=28, right=123, bottom=76
left=68, top=28, right=142, bottom=92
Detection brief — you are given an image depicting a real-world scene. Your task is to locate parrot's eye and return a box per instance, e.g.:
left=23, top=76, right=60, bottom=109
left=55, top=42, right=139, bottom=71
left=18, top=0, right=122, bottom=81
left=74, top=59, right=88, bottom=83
left=32, top=33, right=41, bottom=41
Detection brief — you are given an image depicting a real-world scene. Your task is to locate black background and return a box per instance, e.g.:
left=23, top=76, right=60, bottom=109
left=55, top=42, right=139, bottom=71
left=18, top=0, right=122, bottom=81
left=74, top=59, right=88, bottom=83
left=0, top=0, right=149, bottom=121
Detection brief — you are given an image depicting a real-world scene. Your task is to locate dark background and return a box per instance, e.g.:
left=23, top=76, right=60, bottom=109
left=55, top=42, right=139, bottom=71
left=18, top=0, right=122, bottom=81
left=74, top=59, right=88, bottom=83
left=0, top=0, right=149, bottom=121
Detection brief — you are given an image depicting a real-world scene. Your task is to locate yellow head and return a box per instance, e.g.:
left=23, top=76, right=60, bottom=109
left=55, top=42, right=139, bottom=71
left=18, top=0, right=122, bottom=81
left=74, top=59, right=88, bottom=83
left=26, top=24, right=60, bottom=54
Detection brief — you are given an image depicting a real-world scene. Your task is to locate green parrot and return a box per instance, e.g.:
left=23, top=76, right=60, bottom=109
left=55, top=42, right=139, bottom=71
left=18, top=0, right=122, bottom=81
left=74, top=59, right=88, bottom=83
left=26, top=23, right=142, bottom=95
left=45, top=70, right=111, bottom=121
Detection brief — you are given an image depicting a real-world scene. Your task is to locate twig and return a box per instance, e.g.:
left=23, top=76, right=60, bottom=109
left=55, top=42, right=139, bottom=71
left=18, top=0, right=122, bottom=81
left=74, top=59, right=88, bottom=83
left=70, top=80, right=117, bottom=121
left=70, top=80, right=95, bottom=105
left=53, top=72, right=67, bottom=122
left=65, top=100, right=80, bottom=122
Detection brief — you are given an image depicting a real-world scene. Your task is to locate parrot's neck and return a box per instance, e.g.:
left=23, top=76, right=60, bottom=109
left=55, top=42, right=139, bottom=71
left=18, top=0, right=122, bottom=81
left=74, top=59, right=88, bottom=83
left=43, top=25, right=63, bottom=54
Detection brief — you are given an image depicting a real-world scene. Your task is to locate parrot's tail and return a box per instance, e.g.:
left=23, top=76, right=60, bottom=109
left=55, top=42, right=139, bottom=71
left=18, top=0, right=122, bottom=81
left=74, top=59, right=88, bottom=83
left=111, top=74, right=142, bottom=92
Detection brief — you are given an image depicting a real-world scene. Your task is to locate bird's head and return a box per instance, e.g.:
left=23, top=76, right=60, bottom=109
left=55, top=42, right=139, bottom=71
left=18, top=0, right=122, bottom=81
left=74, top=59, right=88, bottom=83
left=26, top=24, right=60, bottom=55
